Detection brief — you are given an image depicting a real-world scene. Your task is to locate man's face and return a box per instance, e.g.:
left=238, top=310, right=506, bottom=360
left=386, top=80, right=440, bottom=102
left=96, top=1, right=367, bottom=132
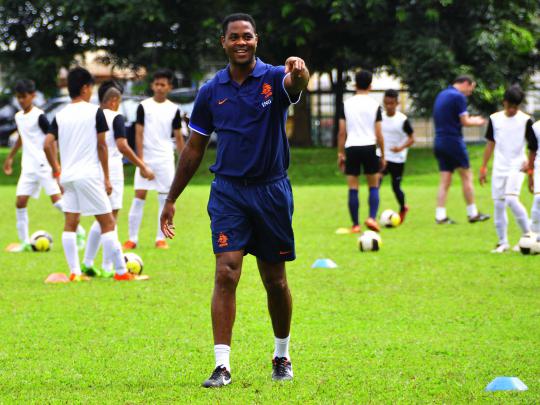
left=151, top=78, right=172, bottom=99
left=383, top=96, right=398, bottom=115
left=221, top=20, right=258, bottom=66
left=105, top=96, right=121, bottom=112
left=16, top=92, right=35, bottom=110
left=462, top=81, right=476, bottom=97
left=503, top=101, right=519, bottom=117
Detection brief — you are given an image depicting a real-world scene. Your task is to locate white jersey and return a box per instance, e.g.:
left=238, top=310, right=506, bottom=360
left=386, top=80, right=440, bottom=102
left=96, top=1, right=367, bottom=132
left=486, top=110, right=535, bottom=176
left=103, top=109, right=125, bottom=181
left=14, top=106, right=51, bottom=174
left=382, top=111, right=413, bottom=164
left=343, top=94, right=382, bottom=148
left=137, top=98, right=181, bottom=163
left=51, top=102, right=109, bottom=183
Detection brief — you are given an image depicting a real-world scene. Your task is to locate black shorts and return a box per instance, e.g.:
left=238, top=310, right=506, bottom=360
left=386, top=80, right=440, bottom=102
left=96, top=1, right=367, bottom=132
left=345, top=145, right=379, bottom=175
left=382, top=161, right=405, bottom=179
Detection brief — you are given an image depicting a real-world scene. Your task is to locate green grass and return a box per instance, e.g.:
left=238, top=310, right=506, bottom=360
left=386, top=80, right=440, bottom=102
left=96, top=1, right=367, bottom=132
left=0, top=146, right=539, bottom=403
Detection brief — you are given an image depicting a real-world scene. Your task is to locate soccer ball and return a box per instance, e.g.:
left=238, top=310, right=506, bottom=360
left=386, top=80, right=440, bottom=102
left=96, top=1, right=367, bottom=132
left=518, top=233, right=537, bottom=255
left=30, top=230, right=53, bottom=252
left=358, top=231, right=382, bottom=252
left=380, top=209, right=401, bottom=228
left=124, top=252, right=144, bottom=275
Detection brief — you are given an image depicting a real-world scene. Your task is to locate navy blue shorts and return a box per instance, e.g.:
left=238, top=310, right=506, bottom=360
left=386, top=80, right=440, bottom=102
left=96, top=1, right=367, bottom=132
left=207, top=175, right=295, bottom=263
left=434, top=138, right=470, bottom=172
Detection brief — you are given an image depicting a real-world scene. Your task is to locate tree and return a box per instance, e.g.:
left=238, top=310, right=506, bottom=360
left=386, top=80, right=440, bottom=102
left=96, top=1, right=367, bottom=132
left=391, top=0, right=539, bottom=115
left=0, top=0, right=224, bottom=96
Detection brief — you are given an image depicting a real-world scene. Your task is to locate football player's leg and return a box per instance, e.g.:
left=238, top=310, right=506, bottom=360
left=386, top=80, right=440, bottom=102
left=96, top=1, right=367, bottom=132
left=15, top=195, right=30, bottom=245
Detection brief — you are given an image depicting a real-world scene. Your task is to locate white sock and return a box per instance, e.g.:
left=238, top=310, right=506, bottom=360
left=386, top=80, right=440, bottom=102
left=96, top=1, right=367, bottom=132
left=62, top=232, right=81, bottom=275
left=466, top=203, right=478, bottom=218
left=506, top=195, right=530, bottom=234
left=274, top=336, right=291, bottom=360
left=128, top=198, right=145, bottom=243
left=493, top=199, right=508, bottom=245
left=156, top=194, right=167, bottom=241
left=101, top=231, right=126, bottom=275
left=53, top=199, right=64, bottom=212
left=83, top=221, right=101, bottom=267
left=101, top=227, right=117, bottom=271
left=214, top=344, right=231, bottom=371
left=435, top=207, right=446, bottom=221
left=531, top=195, right=540, bottom=234
left=16, top=208, right=30, bottom=244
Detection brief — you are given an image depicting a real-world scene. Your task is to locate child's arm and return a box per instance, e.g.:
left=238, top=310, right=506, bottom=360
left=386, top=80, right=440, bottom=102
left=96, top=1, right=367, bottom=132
left=3, top=134, right=21, bottom=175
left=135, top=104, right=144, bottom=160
left=479, top=118, right=495, bottom=186
left=526, top=118, right=537, bottom=193
left=173, top=109, right=185, bottom=155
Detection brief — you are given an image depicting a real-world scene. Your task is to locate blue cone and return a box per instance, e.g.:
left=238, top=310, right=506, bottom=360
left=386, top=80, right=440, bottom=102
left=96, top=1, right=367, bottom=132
left=311, top=258, right=338, bottom=269
left=485, top=377, right=528, bottom=392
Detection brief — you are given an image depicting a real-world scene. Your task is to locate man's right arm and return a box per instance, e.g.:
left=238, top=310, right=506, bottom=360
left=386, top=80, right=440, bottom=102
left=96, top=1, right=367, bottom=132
left=460, top=113, right=485, bottom=127
left=160, top=131, right=209, bottom=238
left=167, top=131, right=209, bottom=202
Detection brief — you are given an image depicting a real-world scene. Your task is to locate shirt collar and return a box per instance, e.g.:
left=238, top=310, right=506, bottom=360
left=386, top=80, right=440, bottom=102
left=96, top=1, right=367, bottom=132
left=217, top=58, right=267, bottom=84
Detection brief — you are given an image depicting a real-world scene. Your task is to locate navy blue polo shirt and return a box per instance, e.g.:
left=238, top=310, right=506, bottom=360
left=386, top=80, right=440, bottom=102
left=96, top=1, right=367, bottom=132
left=433, top=86, right=468, bottom=139
left=189, top=58, right=300, bottom=180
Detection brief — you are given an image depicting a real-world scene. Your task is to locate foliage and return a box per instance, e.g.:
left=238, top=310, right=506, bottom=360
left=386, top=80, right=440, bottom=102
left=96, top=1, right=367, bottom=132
left=391, top=0, right=539, bottom=115
left=0, top=1, right=537, bottom=112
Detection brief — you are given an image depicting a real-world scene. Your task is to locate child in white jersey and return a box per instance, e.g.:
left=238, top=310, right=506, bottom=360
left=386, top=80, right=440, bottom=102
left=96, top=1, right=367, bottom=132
left=43, top=67, right=134, bottom=281
left=81, top=81, right=155, bottom=276
left=124, top=69, right=185, bottom=250
left=479, top=85, right=536, bottom=253
left=3, top=79, right=85, bottom=252
left=380, top=89, right=415, bottom=222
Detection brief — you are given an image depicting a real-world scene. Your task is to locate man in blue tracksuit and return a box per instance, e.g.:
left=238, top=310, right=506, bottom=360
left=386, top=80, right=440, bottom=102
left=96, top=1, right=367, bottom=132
left=433, top=75, right=489, bottom=224
left=160, top=13, right=309, bottom=388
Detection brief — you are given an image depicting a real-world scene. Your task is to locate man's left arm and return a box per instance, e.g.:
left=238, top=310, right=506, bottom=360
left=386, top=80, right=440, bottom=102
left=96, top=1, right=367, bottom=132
left=283, top=57, right=310, bottom=96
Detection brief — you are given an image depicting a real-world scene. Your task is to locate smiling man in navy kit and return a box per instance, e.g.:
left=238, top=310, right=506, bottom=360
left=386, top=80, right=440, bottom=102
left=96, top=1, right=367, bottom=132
left=160, top=13, right=309, bottom=387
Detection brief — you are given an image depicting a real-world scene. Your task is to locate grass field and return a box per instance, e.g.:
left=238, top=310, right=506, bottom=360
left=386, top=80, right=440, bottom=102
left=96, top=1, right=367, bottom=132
left=0, top=146, right=539, bottom=404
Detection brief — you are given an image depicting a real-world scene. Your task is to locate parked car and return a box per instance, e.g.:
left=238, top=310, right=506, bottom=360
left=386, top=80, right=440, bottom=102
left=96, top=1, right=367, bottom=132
left=0, top=103, right=18, bottom=147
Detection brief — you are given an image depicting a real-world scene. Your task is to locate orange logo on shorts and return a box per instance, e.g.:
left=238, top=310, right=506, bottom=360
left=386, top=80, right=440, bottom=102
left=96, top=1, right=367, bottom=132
left=218, top=232, right=229, bottom=248
left=261, top=83, right=273, bottom=99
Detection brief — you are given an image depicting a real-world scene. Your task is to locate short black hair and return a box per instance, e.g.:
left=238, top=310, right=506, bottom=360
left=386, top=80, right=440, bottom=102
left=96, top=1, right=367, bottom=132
left=384, top=89, right=399, bottom=99
left=67, top=67, right=94, bottom=98
left=152, top=68, right=174, bottom=84
left=14, top=79, right=36, bottom=94
left=355, top=70, right=373, bottom=90
left=222, top=13, right=256, bottom=36
left=98, top=80, right=124, bottom=103
left=453, top=75, right=474, bottom=85
left=503, top=85, right=524, bottom=105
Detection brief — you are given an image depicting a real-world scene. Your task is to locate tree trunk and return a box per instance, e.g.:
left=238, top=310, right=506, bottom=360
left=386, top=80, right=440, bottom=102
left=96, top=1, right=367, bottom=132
left=290, top=93, right=312, bottom=146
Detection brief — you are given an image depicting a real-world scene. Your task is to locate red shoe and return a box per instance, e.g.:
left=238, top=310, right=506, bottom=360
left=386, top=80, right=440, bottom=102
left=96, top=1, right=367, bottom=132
left=114, top=272, right=136, bottom=281
left=365, top=217, right=380, bottom=232
left=351, top=225, right=361, bottom=234
left=123, top=240, right=137, bottom=250
left=155, top=240, right=169, bottom=249
left=400, top=205, right=409, bottom=223
left=69, top=273, right=90, bottom=282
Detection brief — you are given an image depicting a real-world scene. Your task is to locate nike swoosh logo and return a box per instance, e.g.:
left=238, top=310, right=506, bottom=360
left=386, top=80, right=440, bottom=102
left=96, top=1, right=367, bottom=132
left=218, top=98, right=228, bottom=105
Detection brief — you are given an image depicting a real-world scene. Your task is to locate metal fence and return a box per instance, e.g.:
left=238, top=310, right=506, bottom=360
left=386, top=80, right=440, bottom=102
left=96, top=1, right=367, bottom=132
left=307, top=89, right=491, bottom=147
